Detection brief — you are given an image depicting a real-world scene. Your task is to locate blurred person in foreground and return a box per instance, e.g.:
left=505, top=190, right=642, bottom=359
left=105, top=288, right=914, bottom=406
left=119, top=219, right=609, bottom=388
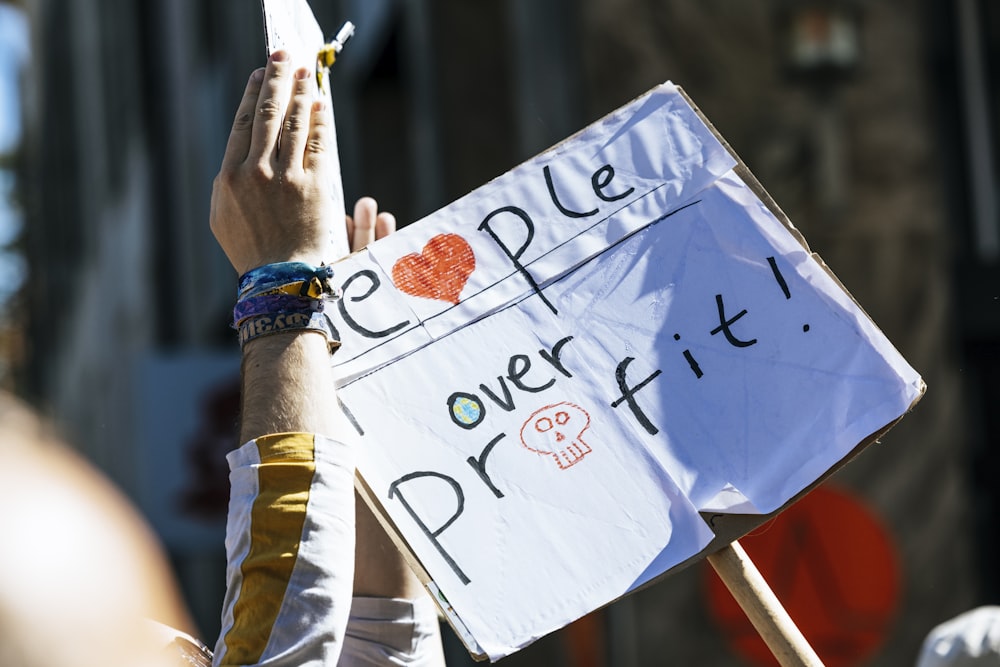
left=0, top=393, right=196, bottom=667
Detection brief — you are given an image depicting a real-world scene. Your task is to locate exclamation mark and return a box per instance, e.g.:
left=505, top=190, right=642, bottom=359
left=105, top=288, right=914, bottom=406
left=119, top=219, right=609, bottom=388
left=767, top=256, right=809, bottom=332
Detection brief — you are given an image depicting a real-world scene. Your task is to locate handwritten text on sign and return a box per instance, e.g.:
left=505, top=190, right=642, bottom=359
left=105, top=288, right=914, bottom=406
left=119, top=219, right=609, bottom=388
left=325, top=84, right=922, bottom=660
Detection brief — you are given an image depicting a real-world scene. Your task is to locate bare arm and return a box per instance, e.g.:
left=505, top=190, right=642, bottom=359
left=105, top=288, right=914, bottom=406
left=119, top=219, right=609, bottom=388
left=209, top=52, right=357, bottom=667
left=238, top=194, right=423, bottom=597
left=209, top=51, right=344, bottom=442
left=210, top=50, right=439, bottom=666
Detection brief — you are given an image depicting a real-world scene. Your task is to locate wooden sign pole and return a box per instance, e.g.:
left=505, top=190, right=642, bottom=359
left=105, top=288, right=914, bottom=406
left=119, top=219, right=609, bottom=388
left=707, top=541, right=824, bottom=667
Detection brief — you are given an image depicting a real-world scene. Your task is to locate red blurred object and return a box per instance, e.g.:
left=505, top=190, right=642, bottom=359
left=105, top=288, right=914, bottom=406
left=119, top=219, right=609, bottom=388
left=562, top=610, right=606, bottom=667
left=705, top=484, right=900, bottom=667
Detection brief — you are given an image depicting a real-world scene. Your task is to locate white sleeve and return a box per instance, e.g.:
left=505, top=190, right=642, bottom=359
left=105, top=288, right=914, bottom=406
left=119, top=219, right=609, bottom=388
left=339, top=596, right=446, bottom=667
left=916, top=606, right=1000, bottom=667
left=213, top=433, right=356, bottom=667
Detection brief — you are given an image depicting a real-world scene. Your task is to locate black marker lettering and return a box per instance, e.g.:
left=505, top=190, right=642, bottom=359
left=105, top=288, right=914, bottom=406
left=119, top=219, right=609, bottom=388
left=479, top=378, right=516, bottom=412
left=611, top=356, right=662, bottom=435
left=709, top=294, right=757, bottom=347
left=767, top=256, right=791, bottom=299
left=591, top=164, right=635, bottom=202
left=507, top=354, right=555, bottom=393
left=683, top=350, right=704, bottom=378
left=388, top=471, right=470, bottom=585
left=674, top=333, right=703, bottom=379
left=538, top=335, right=575, bottom=378
left=337, top=396, right=365, bottom=436
left=467, top=433, right=505, bottom=499
left=478, top=206, right=557, bottom=314
left=338, top=270, right=411, bottom=338
left=544, top=164, right=598, bottom=218
left=447, top=391, right=486, bottom=430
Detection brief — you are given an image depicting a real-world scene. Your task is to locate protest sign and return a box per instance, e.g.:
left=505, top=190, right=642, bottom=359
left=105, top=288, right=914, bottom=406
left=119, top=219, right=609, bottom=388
left=260, top=0, right=350, bottom=258
left=261, top=3, right=924, bottom=662
left=330, top=86, right=924, bottom=659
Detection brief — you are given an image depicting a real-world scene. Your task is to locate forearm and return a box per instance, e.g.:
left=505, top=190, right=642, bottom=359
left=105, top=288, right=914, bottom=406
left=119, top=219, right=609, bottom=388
left=239, top=331, right=345, bottom=443
left=231, top=331, right=441, bottom=664
left=354, top=496, right=425, bottom=599
left=211, top=48, right=442, bottom=664
left=238, top=294, right=424, bottom=600
left=215, top=330, right=359, bottom=667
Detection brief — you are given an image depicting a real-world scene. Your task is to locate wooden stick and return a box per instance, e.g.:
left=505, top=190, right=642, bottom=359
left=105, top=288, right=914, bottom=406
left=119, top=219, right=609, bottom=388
left=707, top=541, right=824, bottom=667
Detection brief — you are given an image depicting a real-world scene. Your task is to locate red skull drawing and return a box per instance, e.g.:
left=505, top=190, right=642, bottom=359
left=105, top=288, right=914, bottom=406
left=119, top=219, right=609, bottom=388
left=520, top=402, right=593, bottom=469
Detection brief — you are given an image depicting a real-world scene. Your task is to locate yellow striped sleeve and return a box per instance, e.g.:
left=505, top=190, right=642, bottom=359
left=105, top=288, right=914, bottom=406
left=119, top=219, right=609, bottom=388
left=221, top=433, right=316, bottom=664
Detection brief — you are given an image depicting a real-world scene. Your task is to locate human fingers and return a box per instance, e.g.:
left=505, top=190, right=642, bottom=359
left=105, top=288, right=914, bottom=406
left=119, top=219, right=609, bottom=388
left=277, top=67, right=315, bottom=173
left=375, top=211, right=396, bottom=240
left=221, top=68, right=265, bottom=170
left=302, top=96, right=332, bottom=177
left=247, top=51, right=294, bottom=164
left=350, top=197, right=378, bottom=252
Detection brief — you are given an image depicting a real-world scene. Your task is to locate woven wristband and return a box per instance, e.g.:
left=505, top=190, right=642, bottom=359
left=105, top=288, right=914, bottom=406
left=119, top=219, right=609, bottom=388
left=234, top=262, right=341, bottom=353
left=238, top=262, right=338, bottom=300
left=237, top=310, right=341, bottom=352
left=233, top=293, right=324, bottom=327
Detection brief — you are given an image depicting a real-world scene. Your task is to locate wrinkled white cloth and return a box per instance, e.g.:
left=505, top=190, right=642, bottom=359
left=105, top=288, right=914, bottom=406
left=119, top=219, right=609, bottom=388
left=917, top=606, right=1000, bottom=667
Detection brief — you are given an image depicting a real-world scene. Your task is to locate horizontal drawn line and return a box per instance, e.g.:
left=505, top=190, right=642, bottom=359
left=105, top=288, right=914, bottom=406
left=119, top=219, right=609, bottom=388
left=413, top=183, right=674, bottom=320
left=337, top=195, right=704, bottom=385
left=514, top=198, right=703, bottom=305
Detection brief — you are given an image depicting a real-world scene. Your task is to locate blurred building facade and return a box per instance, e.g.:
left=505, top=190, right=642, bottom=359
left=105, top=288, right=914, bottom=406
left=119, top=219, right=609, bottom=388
left=14, top=0, right=998, bottom=664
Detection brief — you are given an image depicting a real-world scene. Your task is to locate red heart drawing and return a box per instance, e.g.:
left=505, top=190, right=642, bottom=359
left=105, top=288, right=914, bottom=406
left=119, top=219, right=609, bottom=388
left=391, top=233, right=476, bottom=305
